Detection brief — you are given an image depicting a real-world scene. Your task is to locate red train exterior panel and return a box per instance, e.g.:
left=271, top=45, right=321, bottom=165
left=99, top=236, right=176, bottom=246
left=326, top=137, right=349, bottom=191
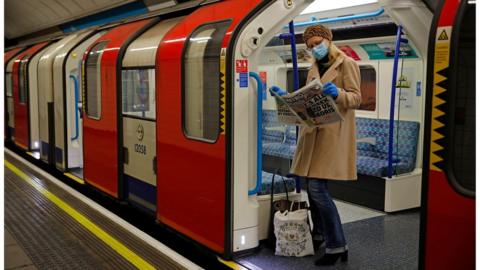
left=4, top=47, right=25, bottom=65
left=83, top=19, right=154, bottom=198
left=424, top=0, right=475, bottom=269
left=155, top=0, right=261, bottom=254
left=12, top=42, right=50, bottom=150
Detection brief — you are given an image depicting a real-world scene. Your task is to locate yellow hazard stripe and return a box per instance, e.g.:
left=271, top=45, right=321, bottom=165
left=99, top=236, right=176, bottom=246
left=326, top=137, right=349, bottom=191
left=64, top=172, right=85, bottom=185
left=217, top=257, right=245, bottom=270
left=5, top=160, right=156, bottom=270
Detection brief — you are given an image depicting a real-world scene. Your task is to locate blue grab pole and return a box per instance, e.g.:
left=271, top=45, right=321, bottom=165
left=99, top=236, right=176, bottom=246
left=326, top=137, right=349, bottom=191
left=70, top=75, right=80, bottom=141
left=388, top=25, right=403, bottom=178
left=288, top=21, right=300, bottom=92
left=248, top=72, right=263, bottom=196
left=288, top=21, right=302, bottom=193
left=280, top=21, right=302, bottom=193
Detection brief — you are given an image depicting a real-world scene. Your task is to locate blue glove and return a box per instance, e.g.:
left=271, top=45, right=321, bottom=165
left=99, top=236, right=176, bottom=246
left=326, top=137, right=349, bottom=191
left=323, top=82, right=339, bottom=100
left=269, top=86, right=287, bottom=96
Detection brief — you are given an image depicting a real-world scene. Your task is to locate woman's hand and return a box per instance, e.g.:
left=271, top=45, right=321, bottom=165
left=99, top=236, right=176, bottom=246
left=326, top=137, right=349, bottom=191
left=323, top=82, right=338, bottom=100
left=270, top=86, right=287, bottom=96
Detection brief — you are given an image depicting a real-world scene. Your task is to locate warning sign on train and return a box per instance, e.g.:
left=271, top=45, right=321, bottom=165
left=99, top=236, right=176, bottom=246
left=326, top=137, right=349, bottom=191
left=436, top=27, right=452, bottom=43
left=438, top=30, right=449, bottom=41
left=434, top=26, right=452, bottom=66
left=236, top=59, right=248, bottom=73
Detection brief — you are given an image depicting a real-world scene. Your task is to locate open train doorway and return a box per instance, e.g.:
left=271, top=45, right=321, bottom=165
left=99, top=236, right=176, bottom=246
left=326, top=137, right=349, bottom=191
left=227, top=0, right=474, bottom=269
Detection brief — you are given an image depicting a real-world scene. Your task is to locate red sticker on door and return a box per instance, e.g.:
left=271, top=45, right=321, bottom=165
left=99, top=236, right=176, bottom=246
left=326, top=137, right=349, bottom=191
left=236, top=59, right=248, bottom=73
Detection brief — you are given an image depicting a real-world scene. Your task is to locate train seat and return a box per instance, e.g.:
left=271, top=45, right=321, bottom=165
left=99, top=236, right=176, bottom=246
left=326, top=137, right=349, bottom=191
left=356, top=117, right=420, bottom=177
left=258, top=171, right=296, bottom=195
left=261, top=110, right=296, bottom=160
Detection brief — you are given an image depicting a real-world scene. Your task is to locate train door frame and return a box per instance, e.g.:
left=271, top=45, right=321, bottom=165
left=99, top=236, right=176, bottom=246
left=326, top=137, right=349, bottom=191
left=226, top=0, right=315, bottom=254
left=419, top=0, right=475, bottom=268
left=60, top=30, right=107, bottom=175
left=53, top=29, right=98, bottom=172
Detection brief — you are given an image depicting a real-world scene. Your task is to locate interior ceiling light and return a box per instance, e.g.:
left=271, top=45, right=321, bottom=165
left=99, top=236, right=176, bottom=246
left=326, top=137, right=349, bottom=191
left=300, top=0, right=379, bottom=15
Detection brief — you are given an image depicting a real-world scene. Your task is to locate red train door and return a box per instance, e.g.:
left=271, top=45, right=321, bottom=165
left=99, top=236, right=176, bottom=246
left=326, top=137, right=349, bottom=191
left=420, top=0, right=475, bottom=269
left=82, top=19, right=155, bottom=198
left=155, top=0, right=261, bottom=256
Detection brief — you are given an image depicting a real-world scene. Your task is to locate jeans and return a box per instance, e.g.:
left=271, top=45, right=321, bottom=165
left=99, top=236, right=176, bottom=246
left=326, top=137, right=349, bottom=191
left=307, top=178, right=347, bottom=254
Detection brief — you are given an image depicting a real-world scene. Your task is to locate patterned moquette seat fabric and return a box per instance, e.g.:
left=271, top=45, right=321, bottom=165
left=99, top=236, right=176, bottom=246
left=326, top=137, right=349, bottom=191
left=356, top=117, right=420, bottom=177
left=262, top=110, right=297, bottom=159
left=258, top=171, right=296, bottom=195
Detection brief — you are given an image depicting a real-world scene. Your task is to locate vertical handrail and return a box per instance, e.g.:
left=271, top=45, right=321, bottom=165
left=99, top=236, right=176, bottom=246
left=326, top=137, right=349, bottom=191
left=278, top=21, right=300, bottom=92
left=248, top=72, right=263, bottom=196
left=288, top=21, right=300, bottom=91
left=70, top=75, right=80, bottom=141
left=279, top=21, right=301, bottom=193
left=387, top=26, right=403, bottom=178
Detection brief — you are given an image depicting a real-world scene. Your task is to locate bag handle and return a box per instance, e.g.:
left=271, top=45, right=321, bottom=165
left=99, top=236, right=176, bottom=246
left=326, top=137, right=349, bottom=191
left=270, top=170, right=289, bottom=204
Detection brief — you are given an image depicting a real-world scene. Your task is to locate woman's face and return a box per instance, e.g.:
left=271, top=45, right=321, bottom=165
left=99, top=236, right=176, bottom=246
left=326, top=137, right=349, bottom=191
left=306, top=36, right=325, bottom=50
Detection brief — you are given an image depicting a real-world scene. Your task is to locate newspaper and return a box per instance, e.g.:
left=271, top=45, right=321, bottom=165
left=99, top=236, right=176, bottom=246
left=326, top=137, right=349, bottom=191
left=270, top=79, right=343, bottom=127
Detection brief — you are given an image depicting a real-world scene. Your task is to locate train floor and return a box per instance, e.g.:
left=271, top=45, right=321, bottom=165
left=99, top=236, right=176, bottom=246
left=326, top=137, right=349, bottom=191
left=4, top=150, right=201, bottom=270
left=237, top=209, right=420, bottom=270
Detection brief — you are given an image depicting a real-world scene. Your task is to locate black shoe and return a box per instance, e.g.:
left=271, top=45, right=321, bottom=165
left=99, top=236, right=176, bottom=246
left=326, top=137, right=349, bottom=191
left=313, top=239, right=325, bottom=251
left=315, top=250, right=348, bottom=266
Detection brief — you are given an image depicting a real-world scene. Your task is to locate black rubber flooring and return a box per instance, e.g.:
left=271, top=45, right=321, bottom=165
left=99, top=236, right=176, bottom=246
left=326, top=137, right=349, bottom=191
left=237, top=211, right=420, bottom=270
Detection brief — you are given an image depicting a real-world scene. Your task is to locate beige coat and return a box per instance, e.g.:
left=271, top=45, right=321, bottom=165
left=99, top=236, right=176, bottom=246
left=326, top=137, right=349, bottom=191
left=290, top=55, right=361, bottom=180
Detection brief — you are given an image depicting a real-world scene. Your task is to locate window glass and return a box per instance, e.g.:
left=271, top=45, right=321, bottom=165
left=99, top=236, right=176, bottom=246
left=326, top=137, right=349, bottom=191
left=122, top=69, right=156, bottom=119
left=85, top=42, right=107, bottom=119
left=19, top=56, right=29, bottom=104
left=451, top=3, right=475, bottom=192
left=358, top=65, right=376, bottom=111
left=287, top=68, right=309, bottom=93
left=6, top=73, right=13, bottom=97
left=183, top=20, right=231, bottom=141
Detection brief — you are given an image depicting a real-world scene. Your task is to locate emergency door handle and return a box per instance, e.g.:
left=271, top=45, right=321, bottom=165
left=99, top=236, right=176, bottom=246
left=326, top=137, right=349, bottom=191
left=70, top=75, right=80, bottom=141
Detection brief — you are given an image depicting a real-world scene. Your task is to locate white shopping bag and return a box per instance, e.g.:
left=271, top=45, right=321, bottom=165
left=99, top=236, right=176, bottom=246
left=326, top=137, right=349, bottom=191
left=273, top=207, right=314, bottom=257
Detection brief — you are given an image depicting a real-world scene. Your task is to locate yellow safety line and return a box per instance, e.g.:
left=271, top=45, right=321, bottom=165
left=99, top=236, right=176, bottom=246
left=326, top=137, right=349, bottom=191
left=5, top=160, right=156, bottom=270
left=217, top=257, right=245, bottom=270
left=64, top=172, right=85, bottom=185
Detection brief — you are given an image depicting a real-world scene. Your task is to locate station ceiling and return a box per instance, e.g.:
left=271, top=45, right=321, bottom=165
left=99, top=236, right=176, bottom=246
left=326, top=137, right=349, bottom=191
left=5, top=0, right=136, bottom=39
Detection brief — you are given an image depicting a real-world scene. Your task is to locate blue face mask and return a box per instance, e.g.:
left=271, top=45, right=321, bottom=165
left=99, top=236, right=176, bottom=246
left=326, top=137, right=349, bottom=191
left=312, top=41, right=329, bottom=60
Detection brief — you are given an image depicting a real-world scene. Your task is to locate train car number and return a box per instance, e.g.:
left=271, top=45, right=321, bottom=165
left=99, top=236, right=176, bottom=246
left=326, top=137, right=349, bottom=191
left=134, top=144, right=147, bottom=155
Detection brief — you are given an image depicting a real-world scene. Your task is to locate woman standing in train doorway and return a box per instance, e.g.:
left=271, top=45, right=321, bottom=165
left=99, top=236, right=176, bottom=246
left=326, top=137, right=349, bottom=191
left=290, top=24, right=361, bottom=266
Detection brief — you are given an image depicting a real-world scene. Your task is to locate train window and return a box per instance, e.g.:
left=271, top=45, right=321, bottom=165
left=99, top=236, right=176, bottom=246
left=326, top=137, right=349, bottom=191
left=449, top=3, right=475, bottom=194
left=85, top=42, right=107, bottom=120
left=358, top=65, right=376, bottom=111
left=122, top=69, right=156, bottom=120
left=287, top=68, right=309, bottom=93
left=18, top=56, right=29, bottom=104
left=6, top=73, right=13, bottom=97
left=183, top=20, right=231, bottom=142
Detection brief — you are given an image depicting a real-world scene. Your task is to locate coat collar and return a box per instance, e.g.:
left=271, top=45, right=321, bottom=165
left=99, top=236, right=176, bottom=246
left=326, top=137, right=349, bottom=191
left=310, top=56, right=345, bottom=84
